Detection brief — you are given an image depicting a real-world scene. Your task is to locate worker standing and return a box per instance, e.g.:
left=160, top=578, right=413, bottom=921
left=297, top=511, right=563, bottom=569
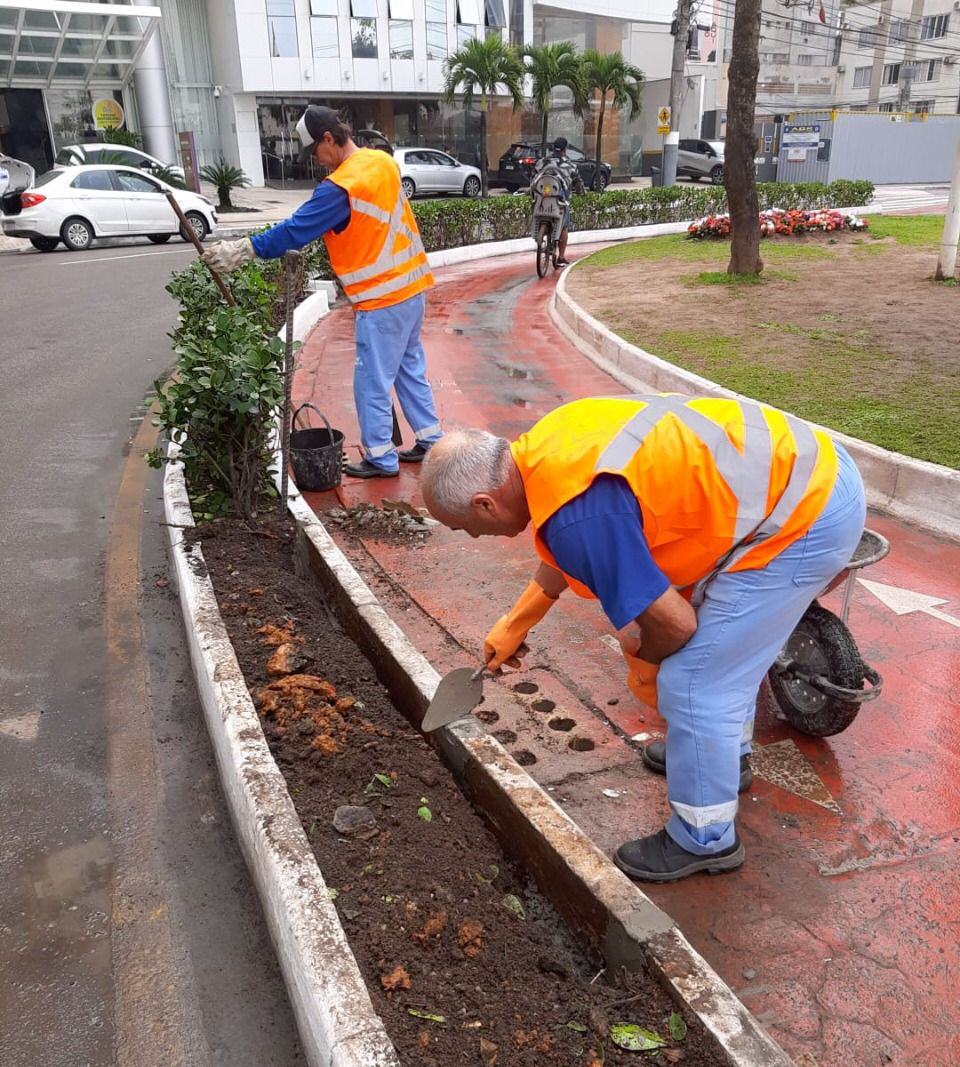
left=421, top=395, right=865, bottom=882
left=202, top=106, right=442, bottom=478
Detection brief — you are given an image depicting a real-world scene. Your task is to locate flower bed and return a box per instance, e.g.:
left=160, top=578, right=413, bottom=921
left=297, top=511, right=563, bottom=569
left=687, top=208, right=869, bottom=241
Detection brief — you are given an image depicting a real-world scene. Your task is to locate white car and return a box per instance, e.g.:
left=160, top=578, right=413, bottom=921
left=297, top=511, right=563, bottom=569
left=394, top=148, right=482, bottom=200
left=56, top=142, right=186, bottom=183
left=1, top=164, right=217, bottom=252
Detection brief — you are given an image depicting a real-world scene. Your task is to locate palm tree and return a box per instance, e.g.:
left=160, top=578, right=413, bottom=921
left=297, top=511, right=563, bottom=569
left=443, top=35, right=525, bottom=197
left=583, top=50, right=644, bottom=189
left=522, top=41, right=588, bottom=148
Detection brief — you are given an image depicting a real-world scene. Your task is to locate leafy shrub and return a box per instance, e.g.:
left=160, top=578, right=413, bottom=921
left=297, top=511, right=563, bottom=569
left=149, top=260, right=296, bottom=518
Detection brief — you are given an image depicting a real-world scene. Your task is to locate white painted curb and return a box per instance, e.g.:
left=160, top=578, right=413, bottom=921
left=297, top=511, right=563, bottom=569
left=550, top=242, right=960, bottom=543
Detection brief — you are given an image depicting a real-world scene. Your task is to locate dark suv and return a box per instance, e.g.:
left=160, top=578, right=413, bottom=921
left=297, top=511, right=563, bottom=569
left=496, top=142, right=611, bottom=192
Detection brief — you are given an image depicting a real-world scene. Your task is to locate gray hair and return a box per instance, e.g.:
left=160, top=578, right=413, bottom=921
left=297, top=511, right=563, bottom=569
left=422, top=430, right=512, bottom=515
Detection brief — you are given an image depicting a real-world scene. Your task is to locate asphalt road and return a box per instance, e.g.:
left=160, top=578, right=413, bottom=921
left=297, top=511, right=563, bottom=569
left=0, top=240, right=302, bottom=1066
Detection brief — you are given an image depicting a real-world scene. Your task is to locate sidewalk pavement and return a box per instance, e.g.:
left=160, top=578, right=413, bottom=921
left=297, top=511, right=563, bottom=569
left=293, top=252, right=960, bottom=1067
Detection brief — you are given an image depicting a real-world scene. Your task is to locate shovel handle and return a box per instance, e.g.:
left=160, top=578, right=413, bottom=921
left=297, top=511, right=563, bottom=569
left=164, top=191, right=236, bottom=307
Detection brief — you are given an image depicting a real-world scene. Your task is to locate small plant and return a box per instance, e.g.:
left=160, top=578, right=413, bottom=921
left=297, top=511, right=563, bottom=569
left=101, top=128, right=142, bottom=149
left=147, top=261, right=293, bottom=518
left=200, top=157, right=251, bottom=210
left=154, top=164, right=185, bottom=189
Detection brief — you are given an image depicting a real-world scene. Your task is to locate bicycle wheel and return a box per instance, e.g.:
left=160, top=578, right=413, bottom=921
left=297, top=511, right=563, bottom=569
left=536, top=222, right=551, bottom=278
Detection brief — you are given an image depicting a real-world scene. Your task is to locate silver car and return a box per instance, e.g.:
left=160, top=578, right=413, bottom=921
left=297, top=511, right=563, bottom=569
left=56, top=142, right=186, bottom=183
left=677, top=139, right=725, bottom=185
left=394, top=148, right=482, bottom=200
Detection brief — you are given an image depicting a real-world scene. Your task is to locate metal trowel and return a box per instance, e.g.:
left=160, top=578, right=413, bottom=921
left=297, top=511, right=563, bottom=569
left=421, top=665, right=488, bottom=732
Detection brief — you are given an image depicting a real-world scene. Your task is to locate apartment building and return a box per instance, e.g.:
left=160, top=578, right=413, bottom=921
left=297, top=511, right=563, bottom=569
left=834, top=0, right=959, bottom=113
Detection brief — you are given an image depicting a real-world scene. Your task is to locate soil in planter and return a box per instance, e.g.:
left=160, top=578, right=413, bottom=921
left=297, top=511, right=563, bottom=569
left=188, top=516, right=727, bottom=1067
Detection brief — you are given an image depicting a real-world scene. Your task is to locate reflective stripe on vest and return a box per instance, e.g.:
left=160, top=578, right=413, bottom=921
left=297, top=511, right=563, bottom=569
left=595, top=395, right=822, bottom=601
left=339, top=194, right=431, bottom=305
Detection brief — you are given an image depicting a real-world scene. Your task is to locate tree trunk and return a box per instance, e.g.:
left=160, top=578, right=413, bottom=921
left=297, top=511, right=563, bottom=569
left=726, top=0, right=763, bottom=276
left=541, top=111, right=548, bottom=148
left=595, top=96, right=605, bottom=176
left=480, top=96, right=488, bottom=198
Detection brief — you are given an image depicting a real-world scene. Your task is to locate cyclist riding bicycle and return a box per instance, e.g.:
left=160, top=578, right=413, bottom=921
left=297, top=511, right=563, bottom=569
left=531, top=137, right=584, bottom=266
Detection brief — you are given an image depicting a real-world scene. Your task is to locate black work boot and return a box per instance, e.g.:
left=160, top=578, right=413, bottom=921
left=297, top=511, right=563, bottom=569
left=343, top=460, right=398, bottom=479
left=614, top=829, right=745, bottom=883
left=398, top=442, right=431, bottom=463
left=641, top=740, right=753, bottom=794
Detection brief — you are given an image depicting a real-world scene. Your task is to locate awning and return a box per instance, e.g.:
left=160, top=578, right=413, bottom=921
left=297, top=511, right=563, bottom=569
left=0, top=0, right=161, bottom=90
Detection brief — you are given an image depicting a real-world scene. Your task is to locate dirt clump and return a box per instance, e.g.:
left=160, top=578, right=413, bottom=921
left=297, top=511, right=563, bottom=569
left=323, top=501, right=437, bottom=544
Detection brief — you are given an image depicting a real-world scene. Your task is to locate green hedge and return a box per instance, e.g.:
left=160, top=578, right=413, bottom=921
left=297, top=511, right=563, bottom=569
left=303, top=179, right=874, bottom=274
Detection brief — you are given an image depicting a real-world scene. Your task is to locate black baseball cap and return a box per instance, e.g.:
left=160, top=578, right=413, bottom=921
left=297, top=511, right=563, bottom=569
left=552, top=136, right=568, bottom=152
left=296, top=106, right=342, bottom=162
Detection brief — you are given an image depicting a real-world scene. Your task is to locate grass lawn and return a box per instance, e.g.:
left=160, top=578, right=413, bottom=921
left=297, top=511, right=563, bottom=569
left=568, top=216, right=960, bottom=469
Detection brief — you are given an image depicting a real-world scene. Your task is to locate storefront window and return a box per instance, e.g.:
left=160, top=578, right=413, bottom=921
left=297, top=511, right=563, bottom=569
left=351, top=18, right=377, bottom=58
left=389, top=21, right=414, bottom=59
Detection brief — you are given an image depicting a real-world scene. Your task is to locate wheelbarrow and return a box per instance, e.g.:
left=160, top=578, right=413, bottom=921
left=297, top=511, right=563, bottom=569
left=767, top=528, right=888, bottom=737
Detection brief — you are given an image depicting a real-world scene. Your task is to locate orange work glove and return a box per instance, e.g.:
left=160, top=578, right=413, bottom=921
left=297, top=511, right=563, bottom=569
left=622, top=650, right=659, bottom=711
left=484, top=580, right=556, bottom=670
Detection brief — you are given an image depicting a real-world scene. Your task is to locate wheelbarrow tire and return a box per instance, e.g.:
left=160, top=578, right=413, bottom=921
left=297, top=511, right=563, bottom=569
left=768, top=603, right=864, bottom=737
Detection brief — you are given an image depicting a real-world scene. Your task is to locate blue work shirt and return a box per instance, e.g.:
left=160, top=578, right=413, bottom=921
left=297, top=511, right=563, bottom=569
left=540, top=475, right=670, bottom=630
left=250, top=179, right=351, bottom=260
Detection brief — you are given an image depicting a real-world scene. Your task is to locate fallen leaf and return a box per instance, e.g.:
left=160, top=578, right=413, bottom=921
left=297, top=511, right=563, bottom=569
left=668, top=1011, right=687, bottom=1042
left=380, top=964, right=411, bottom=992
left=248, top=586, right=265, bottom=596
left=458, top=920, right=485, bottom=958
left=661, top=1049, right=685, bottom=1063
left=417, top=1030, right=430, bottom=1049
left=609, top=1024, right=666, bottom=1052
left=502, top=894, right=526, bottom=920
left=566, top=1021, right=588, bottom=1033
left=479, top=1037, right=498, bottom=1065
left=407, top=1008, right=445, bottom=1024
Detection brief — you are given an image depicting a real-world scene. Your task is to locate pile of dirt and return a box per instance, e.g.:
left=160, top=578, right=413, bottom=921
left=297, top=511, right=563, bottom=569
left=190, top=516, right=726, bottom=1066
left=323, top=500, right=437, bottom=545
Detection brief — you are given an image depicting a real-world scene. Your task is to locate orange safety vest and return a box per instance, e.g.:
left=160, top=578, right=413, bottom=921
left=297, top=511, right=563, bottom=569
left=512, top=394, right=838, bottom=602
left=323, top=149, right=434, bottom=312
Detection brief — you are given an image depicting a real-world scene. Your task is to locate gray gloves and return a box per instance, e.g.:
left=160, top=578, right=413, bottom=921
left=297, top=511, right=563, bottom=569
left=201, top=237, right=256, bottom=272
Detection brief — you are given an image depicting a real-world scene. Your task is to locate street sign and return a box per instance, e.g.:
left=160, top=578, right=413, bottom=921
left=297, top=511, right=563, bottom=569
left=657, top=105, right=671, bottom=134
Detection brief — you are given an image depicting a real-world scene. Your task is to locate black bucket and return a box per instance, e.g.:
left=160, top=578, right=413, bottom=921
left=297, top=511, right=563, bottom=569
left=289, top=403, right=344, bottom=492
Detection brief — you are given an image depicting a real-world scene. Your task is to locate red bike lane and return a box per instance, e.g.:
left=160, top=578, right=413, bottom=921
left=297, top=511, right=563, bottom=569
left=294, top=254, right=960, bottom=1066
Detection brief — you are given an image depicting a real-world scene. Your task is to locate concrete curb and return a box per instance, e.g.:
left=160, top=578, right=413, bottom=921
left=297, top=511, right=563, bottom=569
left=163, top=268, right=793, bottom=1064
left=551, top=246, right=960, bottom=543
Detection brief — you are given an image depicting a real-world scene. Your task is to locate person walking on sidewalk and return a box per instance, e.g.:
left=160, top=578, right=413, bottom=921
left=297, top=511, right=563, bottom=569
left=420, top=395, right=865, bottom=882
left=202, top=106, right=442, bottom=478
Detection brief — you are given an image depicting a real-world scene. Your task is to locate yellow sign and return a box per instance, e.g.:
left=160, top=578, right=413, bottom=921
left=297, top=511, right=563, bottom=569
left=657, top=124, right=671, bottom=135
left=657, top=105, right=671, bottom=126
left=93, top=98, right=125, bottom=131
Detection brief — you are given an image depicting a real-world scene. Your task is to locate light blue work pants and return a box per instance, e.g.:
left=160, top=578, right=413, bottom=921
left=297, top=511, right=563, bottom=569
left=353, top=292, right=443, bottom=472
left=659, top=445, right=866, bottom=855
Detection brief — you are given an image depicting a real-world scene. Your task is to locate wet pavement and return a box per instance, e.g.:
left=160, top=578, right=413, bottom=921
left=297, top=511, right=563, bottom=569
left=295, top=252, right=960, bottom=1066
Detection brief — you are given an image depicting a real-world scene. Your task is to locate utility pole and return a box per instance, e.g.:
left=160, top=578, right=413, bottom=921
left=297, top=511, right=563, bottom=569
left=935, top=139, right=960, bottom=281
left=662, top=0, right=697, bottom=186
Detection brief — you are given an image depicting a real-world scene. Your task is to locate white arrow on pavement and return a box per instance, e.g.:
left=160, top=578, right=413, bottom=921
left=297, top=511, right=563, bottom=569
left=858, top=578, right=960, bottom=629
